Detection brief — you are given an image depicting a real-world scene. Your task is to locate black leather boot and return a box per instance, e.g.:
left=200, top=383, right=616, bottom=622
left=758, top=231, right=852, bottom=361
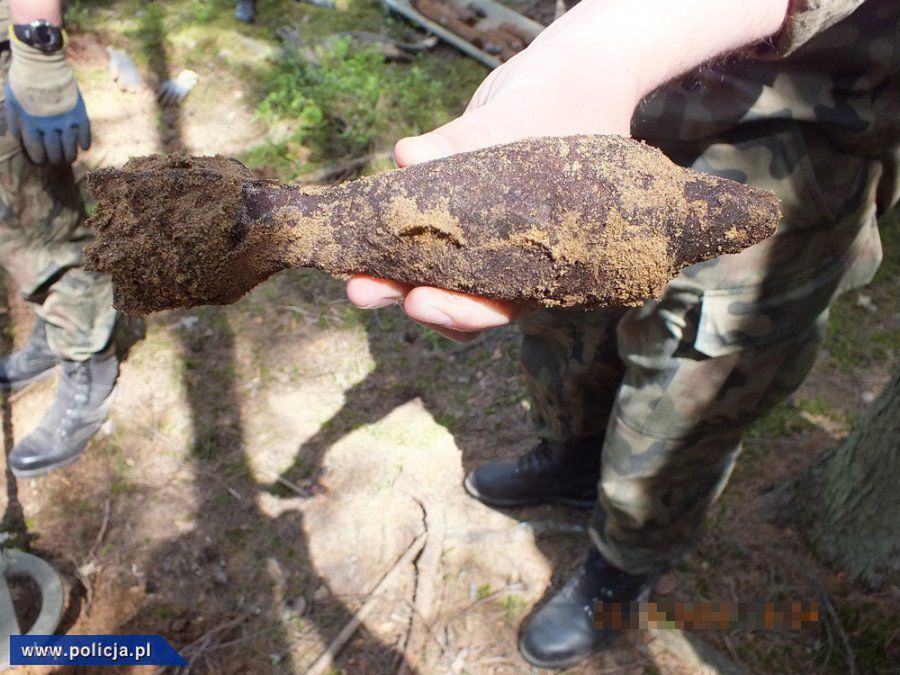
left=519, top=549, right=657, bottom=669
left=463, top=440, right=600, bottom=508
left=9, top=349, right=118, bottom=477
left=0, top=319, right=57, bottom=393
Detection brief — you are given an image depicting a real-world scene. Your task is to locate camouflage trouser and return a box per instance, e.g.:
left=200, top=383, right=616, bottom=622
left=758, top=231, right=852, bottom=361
left=0, top=48, right=116, bottom=361
left=520, top=122, right=886, bottom=575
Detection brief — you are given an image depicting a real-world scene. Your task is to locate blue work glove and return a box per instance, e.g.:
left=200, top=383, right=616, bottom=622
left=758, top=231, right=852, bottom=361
left=5, top=28, right=91, bottom=165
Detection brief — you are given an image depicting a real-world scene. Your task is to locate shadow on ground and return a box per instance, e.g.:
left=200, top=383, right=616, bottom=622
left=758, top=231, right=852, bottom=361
left=108, top=18, right=417, bottom=671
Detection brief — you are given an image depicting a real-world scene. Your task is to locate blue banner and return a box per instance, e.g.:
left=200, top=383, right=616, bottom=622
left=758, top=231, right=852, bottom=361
left=9, top=634, right=187, bottom=666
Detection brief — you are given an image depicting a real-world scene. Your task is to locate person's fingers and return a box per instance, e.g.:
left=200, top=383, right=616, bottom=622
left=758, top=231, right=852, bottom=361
left=348, top=275, right=523, bottom=337
left=44, top=129, right=66, bottom=165
left=78, top=119, right=91, bottom=151
left=393, top=133, right=452, bottom=168
left=346, top=275, right=412, bottom=309
left=62, top=128, right=78, bottom=164
left=402, top=286, right=521, bottom=332
left=21, top=127, right=47, bottom=165
left=393, top=104, right=502, bottom=168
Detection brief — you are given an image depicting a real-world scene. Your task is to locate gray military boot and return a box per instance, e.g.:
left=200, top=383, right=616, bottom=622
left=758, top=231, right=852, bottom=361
left=234, top=0, right=256, bottom=22
left=9, top=349, right=118, bottom=477
left=0, top=319, right=58, bottom=393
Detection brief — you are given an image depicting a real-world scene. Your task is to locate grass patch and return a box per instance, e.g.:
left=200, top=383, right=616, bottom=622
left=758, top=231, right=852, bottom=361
left=500, top=594, right=527, bottom=621
left=110, top=453, right=136, bottom=495
left=837, top=599, right=900, bottom=674
left=67, top=0, right=484, bottom=179
left=250, top=35, right=481, bottom=168
left=747, top=401, right=815, bottom=439
left=422, top=329, right=455, bottom=352
left=825, top=214, right=900, bottom=370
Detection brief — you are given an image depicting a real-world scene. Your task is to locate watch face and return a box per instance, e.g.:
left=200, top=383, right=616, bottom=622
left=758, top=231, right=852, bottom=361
left=20, top=20, right=64, bottom=53
left=32, top=22, right=62, bottom=51
left=34, top=25, right=54, bottom=48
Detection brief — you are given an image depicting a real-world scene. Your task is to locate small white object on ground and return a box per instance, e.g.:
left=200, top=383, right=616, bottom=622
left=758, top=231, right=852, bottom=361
left=106, top=46, right=143, bottom=92
left=157, top=70, right=199, bottom=107
left=856, top=293, right=878, bottom=313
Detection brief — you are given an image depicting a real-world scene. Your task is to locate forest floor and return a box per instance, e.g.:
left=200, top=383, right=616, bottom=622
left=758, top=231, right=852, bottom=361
left=1, top=1, right=897, bottom=673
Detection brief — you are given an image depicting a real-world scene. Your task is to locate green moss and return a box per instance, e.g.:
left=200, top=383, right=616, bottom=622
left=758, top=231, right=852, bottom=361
left=423, top=329, right=454, bottom=352
left=747, top=401, right=815, bottom=439
left=433, top=412, right=458, bottom=429
left=500, top=594, right=527, bottom=621
left=242, top=140, right=310, bottom=179
left=154, top=605, right=175, bottom=621
left=796, top=396, right=831, bottom=417
left=795, top=396, right=856, bottom=433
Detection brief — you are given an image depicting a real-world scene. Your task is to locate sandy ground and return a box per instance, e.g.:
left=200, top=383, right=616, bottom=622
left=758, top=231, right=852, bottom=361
left=1, top=12, right=897, bottom=675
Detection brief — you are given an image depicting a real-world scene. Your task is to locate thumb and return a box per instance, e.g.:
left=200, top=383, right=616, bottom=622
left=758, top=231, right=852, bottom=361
left=394, top=105, right=502, bottom=168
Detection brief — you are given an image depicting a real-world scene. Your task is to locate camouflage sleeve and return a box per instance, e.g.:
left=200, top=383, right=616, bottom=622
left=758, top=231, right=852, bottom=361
left=755, top=0, right=867, bottom=58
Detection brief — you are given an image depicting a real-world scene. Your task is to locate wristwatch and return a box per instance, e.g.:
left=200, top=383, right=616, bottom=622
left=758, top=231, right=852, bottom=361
left=12, top=20, right=66, bottom=54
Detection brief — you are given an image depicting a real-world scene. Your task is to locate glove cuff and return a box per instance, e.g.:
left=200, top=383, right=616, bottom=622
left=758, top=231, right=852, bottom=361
left=7, top=25, right=79, bottom=118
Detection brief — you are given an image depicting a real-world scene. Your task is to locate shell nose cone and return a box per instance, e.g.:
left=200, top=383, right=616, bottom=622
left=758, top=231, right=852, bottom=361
left=680, top=175, right=781, bottom=259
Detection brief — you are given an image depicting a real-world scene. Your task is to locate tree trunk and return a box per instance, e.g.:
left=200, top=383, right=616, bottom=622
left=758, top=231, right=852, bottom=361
left=793, top=368, right=900, bottom=588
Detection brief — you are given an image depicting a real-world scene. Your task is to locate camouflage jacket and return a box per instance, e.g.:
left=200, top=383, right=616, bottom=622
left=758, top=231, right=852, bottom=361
left=628, top=0, right=896, bottom=355
left=635, top=1, right=899, bottom=168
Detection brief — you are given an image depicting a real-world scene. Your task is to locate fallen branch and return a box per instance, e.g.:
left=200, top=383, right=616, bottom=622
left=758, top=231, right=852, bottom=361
left=88, top=497, right=113, bottom=560
left=812, top=578, right=858, bottom=675
left=400, top=495, right=445, bottom=673
left=196, top=468, right=243, bottom=502
left=161, top=616, right=245, bottom=675
left=273, top=475, right=311, bottom=498
left=294, top=151, right=392, bottom=185
left=307, top=531, right=427, bottom=675
left=78, top=496, right=113, bottom=615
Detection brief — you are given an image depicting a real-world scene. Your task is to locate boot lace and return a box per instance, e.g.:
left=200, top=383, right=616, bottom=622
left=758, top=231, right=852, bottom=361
left=58, top=362, right=92, bottom=440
